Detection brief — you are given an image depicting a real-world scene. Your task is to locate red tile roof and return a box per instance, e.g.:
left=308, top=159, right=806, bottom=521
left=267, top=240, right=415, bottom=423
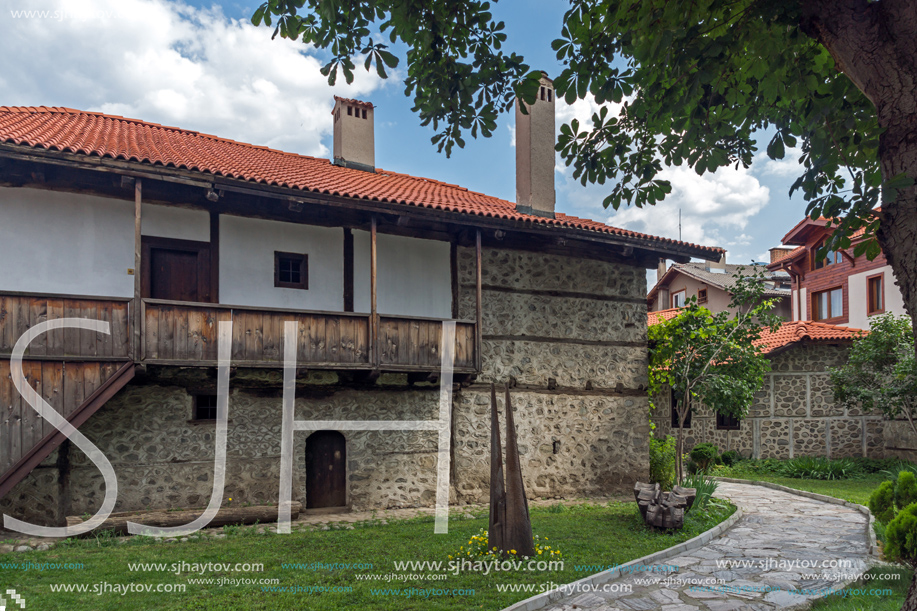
left=334, top=96, right=374, bottom=109
left=647, top=308, right=684, bottom=326
left=0, top=106, right=721, bottom=257
left=753, top=321, right=865, bottom=354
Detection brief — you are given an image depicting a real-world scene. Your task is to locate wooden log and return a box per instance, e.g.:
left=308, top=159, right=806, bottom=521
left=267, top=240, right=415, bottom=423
left=66, top=502, right=303, bottom=535
left=673, top=485, right=697, bottom=510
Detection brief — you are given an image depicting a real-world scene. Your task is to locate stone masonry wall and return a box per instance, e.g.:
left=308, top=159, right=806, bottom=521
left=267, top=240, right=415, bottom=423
left=1, top=246, right=651, bottom=526
left=653, top=343, right=886, bottom=459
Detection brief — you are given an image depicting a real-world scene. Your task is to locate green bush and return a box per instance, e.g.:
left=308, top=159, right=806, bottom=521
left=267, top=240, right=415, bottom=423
left=896, top=471, right=917, bottom=511
left=681, top=472, right=718, bottom=512
left=649, top=435, right=676, bottom=490
left=884, top=502, right=917, bottom=564
left=690, top=443, right=719, bottom=472
left=720, top=450, right=741, bottom=467
left=849, top=457, right=910, bottom=474
left=776, top=456, right=862, bottom=480
left=868, top=480, right=896, bottom=524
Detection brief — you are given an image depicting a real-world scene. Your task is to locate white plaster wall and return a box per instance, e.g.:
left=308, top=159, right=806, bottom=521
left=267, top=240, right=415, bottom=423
left=353, top=231, right=451, bottom=318
left=141, top=204, right=210, bottom=242
left=0, top=186, right=134, bottom=297
left=847, top=265, right=907, bottom=329
left=219, top=215, right=344, bottom=311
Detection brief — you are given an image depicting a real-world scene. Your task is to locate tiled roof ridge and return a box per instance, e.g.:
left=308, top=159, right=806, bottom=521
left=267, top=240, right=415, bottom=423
left=0, top=105, right=721, bottom=254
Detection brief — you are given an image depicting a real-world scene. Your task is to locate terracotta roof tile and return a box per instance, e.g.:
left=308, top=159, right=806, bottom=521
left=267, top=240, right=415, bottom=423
left=0, top=106, right=722, bottom=257
left=647, top=308, right=684, bottom=326
left=753, top=321, right=865, bottom=354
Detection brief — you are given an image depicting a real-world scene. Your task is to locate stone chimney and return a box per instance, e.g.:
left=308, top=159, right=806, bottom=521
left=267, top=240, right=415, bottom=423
left=515, top=73, right=555, bottom=218
left=657, top=259, right=667, bottom=279
left=332, top=96, right=375, bottom=172
left=769, top=247, right=794, bottom=264
left=705, top=252, right=727, bottom=273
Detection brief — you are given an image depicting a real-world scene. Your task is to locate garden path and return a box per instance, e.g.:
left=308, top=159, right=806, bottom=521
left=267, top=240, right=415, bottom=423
left=540, top=481, right=872, bottom=611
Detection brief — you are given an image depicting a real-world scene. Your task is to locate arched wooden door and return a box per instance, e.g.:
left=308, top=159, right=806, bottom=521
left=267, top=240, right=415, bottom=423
left=305, top=431, right=347, bottom=509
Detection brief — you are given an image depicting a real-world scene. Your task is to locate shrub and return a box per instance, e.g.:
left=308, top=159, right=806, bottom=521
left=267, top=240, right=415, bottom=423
left=884, top=503, right=917, bottom=565
left=868, top=480, right=896, bottom=524
left=776, top=456, right=861, bottom=480
left=896, top=471, right=917, bottom=511
left=720, top=450, right=741, bottom=467
left=690, top=443, right=720, bottom=472
left=649, top=435, right=676, bottom=490
left=850, top=457, right=909, bottom=474
left=681, top=472, right=718, bottom=512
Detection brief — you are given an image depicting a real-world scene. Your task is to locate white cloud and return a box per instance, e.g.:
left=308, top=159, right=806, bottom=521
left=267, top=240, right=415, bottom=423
left=606, top=163, right=770, bottom=252
left=0, top=0, right=385, bottom=156
left=754, top=146, right=805, bottom=178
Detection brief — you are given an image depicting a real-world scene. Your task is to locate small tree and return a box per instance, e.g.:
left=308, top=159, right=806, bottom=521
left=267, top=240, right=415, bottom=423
left=649, top=268, right=780, bottom=484
left=830, top=313, right=917, bottom=437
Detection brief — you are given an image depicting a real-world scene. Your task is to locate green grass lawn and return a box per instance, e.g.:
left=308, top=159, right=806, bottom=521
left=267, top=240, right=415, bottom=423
left=0, top=500, right=734, bottom=610
left=718, top=471, right=886, bottom=506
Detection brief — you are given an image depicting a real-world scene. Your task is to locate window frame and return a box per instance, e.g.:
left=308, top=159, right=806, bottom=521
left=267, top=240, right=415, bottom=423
left=812, top=286, right=844, bottom=322
left=670, top=388, right=692, bottom=429
left=811, top=240, right=843, bottom=271
left=274, top=251, right=309, bottom=290
left=716, top=413, right=741, bottom=431
left=867, top=273, right=885, bottom=316
left=191, top=393, right=218, bottom=422
left=671, top=288, right=687, bottom=309
left=697, top=288, right=708, bottom=304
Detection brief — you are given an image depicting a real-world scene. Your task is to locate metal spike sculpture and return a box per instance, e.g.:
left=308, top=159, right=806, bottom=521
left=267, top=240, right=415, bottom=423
left=488, top=383, right=535, bottom=557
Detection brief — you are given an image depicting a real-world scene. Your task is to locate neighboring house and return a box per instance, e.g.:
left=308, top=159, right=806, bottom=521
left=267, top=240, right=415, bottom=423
left=648, top=258, right=792, bottom=320
left=651, top=317, right=885, bottom=459
left=767, top=214, right=907, bottom=329
left=0, top=85, right=721, bottom=526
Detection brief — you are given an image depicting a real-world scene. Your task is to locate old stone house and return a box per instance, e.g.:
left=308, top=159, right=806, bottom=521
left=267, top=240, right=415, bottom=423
left=650, top=317, right=886, bottom=459
left=0, top=85, right=720, bottom=526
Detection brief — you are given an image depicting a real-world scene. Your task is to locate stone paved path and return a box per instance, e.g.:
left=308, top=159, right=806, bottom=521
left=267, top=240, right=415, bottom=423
left=543, top=482, right=871, bottom=611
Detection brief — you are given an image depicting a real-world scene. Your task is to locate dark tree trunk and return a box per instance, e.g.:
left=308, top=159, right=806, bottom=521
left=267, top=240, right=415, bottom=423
left=903, top=567, right=917, bottom=611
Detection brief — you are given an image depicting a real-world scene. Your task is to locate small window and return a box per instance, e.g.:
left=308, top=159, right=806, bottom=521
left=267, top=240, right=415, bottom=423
left=194, top=394, right=218, bottom=421
left=547, top=89, right=553, bottom=102
left=813, top=287, right=843, bottom=321
left=671, top=289, right=686, bottom=309
left=868, top=275, right=884, bottom=315
left=716, top=413, right=740, bottom=430
left=811, top=241, right=843, bottom=270
left=361, top=108, right=367, bottom=119
left=671, top=389, right=692, bottom=429
left=347, top=106, right=352, bottom=116
left=697, top=288, right=708, bottom=304
left=540, top=86, right=545, bottom=101
left=275, top=252, right=309, bottom=290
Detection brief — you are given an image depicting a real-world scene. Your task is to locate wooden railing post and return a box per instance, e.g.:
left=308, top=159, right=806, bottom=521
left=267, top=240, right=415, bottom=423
left=370, top=216, right=378, bottom=370
left=475, top=229, right=483, bottom=372
left=132, top=179, right=142, bottom=362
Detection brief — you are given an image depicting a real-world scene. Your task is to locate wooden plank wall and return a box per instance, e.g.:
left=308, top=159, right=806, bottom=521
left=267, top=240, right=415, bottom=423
left=0, top=360, right=121, bottom=476
left=143, top=302, right=371, bottom=367
left=378, top=318, right=476, bottom=370
left=0, top=294, right=131, bottom=359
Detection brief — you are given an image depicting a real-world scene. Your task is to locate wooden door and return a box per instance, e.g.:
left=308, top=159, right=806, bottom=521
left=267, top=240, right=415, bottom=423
left=306, top=430, right=347, bottom=508
left=141, top=237, right=213, bottom=303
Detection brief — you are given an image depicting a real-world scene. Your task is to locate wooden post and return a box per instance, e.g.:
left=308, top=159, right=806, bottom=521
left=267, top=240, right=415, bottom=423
left=370, top=216, right=378, bottom=370
left=475, top=230, right=483, bottom=372
left=133, top=179, right=142, bottom=361
left=209, top=210, right=220, bottom=304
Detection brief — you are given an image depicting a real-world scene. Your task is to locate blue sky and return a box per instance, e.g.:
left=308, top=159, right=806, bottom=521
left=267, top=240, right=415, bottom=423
left=1, top=0, right=810, bottom=283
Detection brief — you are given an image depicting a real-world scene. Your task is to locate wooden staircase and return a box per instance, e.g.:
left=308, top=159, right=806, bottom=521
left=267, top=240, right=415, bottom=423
left=0, top=293, right=134, bottom=499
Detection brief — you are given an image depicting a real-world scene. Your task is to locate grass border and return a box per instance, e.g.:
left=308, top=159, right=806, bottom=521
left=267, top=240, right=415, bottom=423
left=502, top=503, right=745, bottom=611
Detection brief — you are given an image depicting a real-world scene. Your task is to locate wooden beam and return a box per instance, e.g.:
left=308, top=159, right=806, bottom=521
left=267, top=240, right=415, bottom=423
left=0, top=361, right=135, bottom=500
left=475, top=230, right=483, bottom=372
left=210, top=210, right=220, bottom=303
left=343, top=228, right=354, bottom=312
left=370, top=216, right=378, bottom=370
left=133, top=179, right=142, bottom=361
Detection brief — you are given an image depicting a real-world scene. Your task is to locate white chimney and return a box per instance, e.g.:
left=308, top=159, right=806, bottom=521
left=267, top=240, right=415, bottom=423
left=706, top=252, right=727, bottom=273
left=332, top=96, right=375, bottom=172
left=515, top=73, right=555, bottom=218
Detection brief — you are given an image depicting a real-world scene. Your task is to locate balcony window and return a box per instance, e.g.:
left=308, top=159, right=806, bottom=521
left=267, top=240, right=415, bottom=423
left=813, top=287, right=843, bottom=321
left=811, top=241, right=843, bottom=270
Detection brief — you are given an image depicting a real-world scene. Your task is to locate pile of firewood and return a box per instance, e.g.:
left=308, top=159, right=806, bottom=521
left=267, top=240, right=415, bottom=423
left=633, top=482, right=696, bottom=529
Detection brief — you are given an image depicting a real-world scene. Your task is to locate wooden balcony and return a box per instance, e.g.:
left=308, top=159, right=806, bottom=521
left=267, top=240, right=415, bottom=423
left=0, top=293, right=477, bottom=373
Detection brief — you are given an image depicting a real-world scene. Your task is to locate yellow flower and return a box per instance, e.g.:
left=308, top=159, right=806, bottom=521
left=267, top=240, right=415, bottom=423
left=510, top=550, right=517, bottom=554
left=537, top=550, right=543, bottom=555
